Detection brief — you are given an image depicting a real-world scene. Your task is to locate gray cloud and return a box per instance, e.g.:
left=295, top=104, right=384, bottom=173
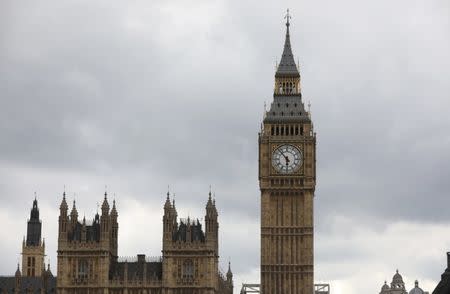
left=1, top=0, right=450, bottom=293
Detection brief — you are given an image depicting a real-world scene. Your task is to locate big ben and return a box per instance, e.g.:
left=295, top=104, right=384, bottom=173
left=259, top=11, right=316, bottom=294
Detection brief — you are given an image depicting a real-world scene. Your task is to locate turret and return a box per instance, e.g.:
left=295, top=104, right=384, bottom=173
left=22, top=197, right=45, bottom=277
left=111, top=199, right=119, bottom=259
left=15, top=263, right=21, bottom=293
left=26, top=196, right=41, bottom=246
left=226, top=262, right=233, bottom=285
left=70, top=200, right=78, bottom=224
left=163, top=191, right=176, bottom=243
left=101, top=192, right=110, bottom=240
left=59, top=192, right=69, bottom=241
left=205, top=190, right=218, bottom=251
left=15, top=263, right=21, bottom=278
left=81, top=216, right=87, bottom=242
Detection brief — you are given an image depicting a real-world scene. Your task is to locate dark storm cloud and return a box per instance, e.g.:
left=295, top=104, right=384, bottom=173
left=1, top=0, right=450, bottom=293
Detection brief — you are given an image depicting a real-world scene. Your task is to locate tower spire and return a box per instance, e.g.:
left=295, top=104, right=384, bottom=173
left=276, top=9, right=299, bottom=78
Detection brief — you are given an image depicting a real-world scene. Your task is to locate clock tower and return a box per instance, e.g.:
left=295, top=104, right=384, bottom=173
left=258, top=12, right=316, bottom=294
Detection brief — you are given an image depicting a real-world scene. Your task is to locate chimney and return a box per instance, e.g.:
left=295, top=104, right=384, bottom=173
left=137, top=254, right=145, bottom=263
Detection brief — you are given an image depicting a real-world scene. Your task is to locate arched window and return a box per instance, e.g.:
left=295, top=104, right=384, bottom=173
left=78, top=259, right=88, bottom=280
left=183, top=259, right=194, bottom=279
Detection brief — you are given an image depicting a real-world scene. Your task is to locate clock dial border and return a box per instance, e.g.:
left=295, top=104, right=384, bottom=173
left=270, top=144, right=303, bottom=174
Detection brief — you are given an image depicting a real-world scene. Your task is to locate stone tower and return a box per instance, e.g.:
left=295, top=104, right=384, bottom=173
left=161, top=191, right=225, bottom=294
left=258, top=12, right=316, bottom=294
left=22, top=197, right=46, bottom=277
left=56, top=191, right=118, bottom=294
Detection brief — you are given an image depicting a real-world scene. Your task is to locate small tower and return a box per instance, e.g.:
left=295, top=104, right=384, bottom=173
left=21, top=197, right=45, bottom=277
left=205, top=190, right=218, bottom=252
left=70, top=200, right=78, bottom=225
left=390, top=270, right=407, bottom=294
left=101, top=191, right=110, bottom=242
left=15, top=263, right=21, bottom=293
left=58, top=191, right=69, bottom=243
left=110, top=199, right=119, bottom=261
left=226, top=261, right=233, bottom=289
left=162, top=191, right=177, bottom=248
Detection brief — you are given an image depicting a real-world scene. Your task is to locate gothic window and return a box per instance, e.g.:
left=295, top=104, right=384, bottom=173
left=295, top=126, right=298, bottom=135
left=182, top=259, right=194, bottom=280
left=300, top=126, right=304, bottom=135
left=78, top=259, right=88, bottom=280
left=271, top=126, right=274, bottom=136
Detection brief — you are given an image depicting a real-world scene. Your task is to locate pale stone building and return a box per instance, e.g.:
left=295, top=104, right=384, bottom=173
left=56, top=190, right=233, bottom=294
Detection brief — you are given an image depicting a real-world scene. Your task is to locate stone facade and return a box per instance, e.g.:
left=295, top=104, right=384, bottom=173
left=258, top=14, right=316, bottom=294
left=56, top=191, right=233, bottom=294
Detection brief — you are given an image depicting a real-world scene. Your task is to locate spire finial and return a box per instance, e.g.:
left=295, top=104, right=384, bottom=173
left=209, top=185, right=212, bottom=198
left=104, top=185, right=108, bottom=198
left=167, top=185, right=170, bottom=199
left=34, top=191, right=37, bottom=200
left=284, top=8, right=291, bottom=27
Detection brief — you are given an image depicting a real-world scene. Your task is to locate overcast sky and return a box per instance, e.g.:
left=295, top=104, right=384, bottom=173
left=1, top=1, right=450, bottom=293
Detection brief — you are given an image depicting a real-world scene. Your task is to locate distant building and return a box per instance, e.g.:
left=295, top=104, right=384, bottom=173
left=0, top=197, right=56, bottom=293
left=379, top=270, right=429, bottom=294
left=432, top=252, right=450, bottom=294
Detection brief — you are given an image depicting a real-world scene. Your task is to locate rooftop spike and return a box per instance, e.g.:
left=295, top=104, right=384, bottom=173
left=276, top=9, right=299, bottom=78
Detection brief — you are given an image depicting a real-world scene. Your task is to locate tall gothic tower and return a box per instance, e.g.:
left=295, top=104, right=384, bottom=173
left=22, top=197, right=46, bottom=277
left=258, top=13, right=316, bottom=294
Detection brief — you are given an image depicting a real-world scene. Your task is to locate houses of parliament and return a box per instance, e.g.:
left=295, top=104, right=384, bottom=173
left=0, top=13, right=321, bottom=294
left=0, top=191, right=233, bottom=294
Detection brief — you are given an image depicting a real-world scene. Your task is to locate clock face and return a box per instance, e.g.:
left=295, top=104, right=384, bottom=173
left=272, top=145, right=302, bottom=174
